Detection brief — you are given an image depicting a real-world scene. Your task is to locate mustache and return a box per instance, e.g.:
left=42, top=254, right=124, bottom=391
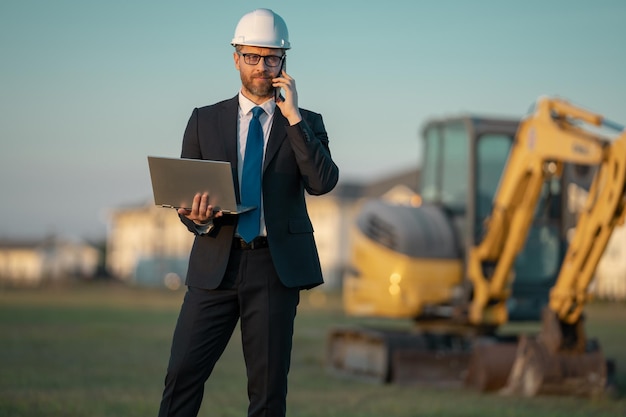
left=251, top=68, right=280, bottom=78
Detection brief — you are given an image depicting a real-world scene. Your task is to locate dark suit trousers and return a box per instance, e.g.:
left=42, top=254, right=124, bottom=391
left=158, top=245, right=300, bottom=417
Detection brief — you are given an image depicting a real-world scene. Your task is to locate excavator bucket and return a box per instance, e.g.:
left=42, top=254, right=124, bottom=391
left=500, top=335, right=607, bottom=397
left=464, top=339, right=519, bottom=392
left=499, top=309, right=609, bottom=397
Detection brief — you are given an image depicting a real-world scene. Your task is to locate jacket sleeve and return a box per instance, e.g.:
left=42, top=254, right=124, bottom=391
left=285, top=111, right=339, bottom=195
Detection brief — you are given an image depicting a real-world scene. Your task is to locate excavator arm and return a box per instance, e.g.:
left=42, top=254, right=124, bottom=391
left=468, top=97, right=626, bottom=327
left=465, top=97, right=626, bottom=396
left=549, top=132, right=626, bottom=324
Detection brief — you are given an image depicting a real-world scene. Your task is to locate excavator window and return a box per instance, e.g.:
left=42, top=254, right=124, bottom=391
left=512, top=177, right=564, bottom=282
left=420, top=121, right=470, bottom=211
left=514, top=224, right=561, bottom=280
left=475, top=133, right=513, bottom=240
left=420, top=125, right=441, bottom=202
left=440, top=122, right=469, bottom=212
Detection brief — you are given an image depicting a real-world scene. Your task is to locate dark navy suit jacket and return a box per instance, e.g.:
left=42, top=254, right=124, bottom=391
left=178, top=96, right=339, bottom=290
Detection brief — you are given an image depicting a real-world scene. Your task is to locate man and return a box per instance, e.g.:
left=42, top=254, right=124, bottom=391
left=157, top=8, right=339, bottom=417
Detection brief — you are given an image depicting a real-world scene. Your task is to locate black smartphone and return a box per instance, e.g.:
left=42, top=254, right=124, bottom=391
left=274, top=57, right=286, bottom=101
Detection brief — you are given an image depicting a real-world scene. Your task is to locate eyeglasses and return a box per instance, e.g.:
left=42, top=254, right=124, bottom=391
left=237, top=52, right=285, bottom=67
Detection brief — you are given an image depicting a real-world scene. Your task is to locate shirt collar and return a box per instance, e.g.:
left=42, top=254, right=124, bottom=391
left=238, top=90, right=276, bottom=117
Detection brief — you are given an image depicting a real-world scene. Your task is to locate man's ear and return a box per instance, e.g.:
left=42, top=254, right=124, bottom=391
left=233, top=52, right=240, bottom=71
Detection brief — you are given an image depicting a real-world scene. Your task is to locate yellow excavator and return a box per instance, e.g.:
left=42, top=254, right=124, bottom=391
left=327, top=97, right=626, bottom=396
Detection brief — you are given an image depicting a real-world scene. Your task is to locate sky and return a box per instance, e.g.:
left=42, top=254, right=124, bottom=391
left=1, top=0, right=624, bottom=241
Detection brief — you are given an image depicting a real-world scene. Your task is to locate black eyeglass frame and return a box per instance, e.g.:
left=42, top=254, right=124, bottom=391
left=237, top=52, right=286, bottom=67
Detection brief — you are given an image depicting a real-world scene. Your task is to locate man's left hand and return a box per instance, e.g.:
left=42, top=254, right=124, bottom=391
left=273, top=70, right=302, bottom=126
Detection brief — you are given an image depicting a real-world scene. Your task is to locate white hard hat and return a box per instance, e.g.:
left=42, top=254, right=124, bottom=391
left=231, top=8, right=290, bottom=49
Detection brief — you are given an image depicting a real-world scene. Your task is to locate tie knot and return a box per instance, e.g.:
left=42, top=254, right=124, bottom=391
left=251, top=106, right=264, bottom=119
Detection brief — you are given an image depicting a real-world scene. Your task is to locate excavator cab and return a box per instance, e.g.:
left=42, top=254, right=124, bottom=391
left=420, top=116, right=567, bottom=322
left=343, top=115, right=569, bottom=323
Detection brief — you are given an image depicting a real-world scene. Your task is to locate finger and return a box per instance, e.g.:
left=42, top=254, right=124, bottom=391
left=200, top=192, right=209, bottom=211
left=272, top=79, right=283, bottom=90
left=206, top=204, right=215, bottom=218
left=191, top=192, right=202, bottom=215
left=195, top=193, right=211, bottom=220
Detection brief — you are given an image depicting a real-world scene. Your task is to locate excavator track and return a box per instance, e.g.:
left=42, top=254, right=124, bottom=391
left=328, top=326, right=516, bottom=388
left=327, top=326, right=401, bottom=383
left=327, top=324, right=611, bottom=396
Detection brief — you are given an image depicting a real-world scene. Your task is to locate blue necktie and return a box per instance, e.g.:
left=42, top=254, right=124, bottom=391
left=239, top=106, right=265, bottom=243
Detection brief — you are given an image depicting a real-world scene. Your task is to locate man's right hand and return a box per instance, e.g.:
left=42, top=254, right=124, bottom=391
left=178, top=192, right=223, bottom=225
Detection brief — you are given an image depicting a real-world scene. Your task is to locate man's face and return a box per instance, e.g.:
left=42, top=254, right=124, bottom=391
left=234, top=46, right=285, bottom=101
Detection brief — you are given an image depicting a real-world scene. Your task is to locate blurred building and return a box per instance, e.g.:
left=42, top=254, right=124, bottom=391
left=106, top=168, right=420, bottom=290
left=0, top=237, right=99, bottom=286
left=567, top=182, right=626, bottom=301
left=106, top=202, right=193, bottom=290
left=106, top=166, right=626, bottom=300
left=593, top=224, right=626, bottom=300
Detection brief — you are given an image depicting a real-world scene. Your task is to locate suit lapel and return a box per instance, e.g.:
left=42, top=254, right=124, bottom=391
left=219, top=97, right=241, bottom=198
left=264, top=109, right=287, bottom=172
left=220, top=96, right=239, bottom=167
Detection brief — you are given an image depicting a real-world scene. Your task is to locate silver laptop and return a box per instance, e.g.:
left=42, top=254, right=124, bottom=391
left=147, top=156, right=255, bottom=214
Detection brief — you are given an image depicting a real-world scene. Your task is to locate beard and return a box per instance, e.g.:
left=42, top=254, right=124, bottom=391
left=240, top=71, right=274, bottom=99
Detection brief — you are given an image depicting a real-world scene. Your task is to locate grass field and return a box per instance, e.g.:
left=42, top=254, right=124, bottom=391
left=1, top=281, right=625, bottom=417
